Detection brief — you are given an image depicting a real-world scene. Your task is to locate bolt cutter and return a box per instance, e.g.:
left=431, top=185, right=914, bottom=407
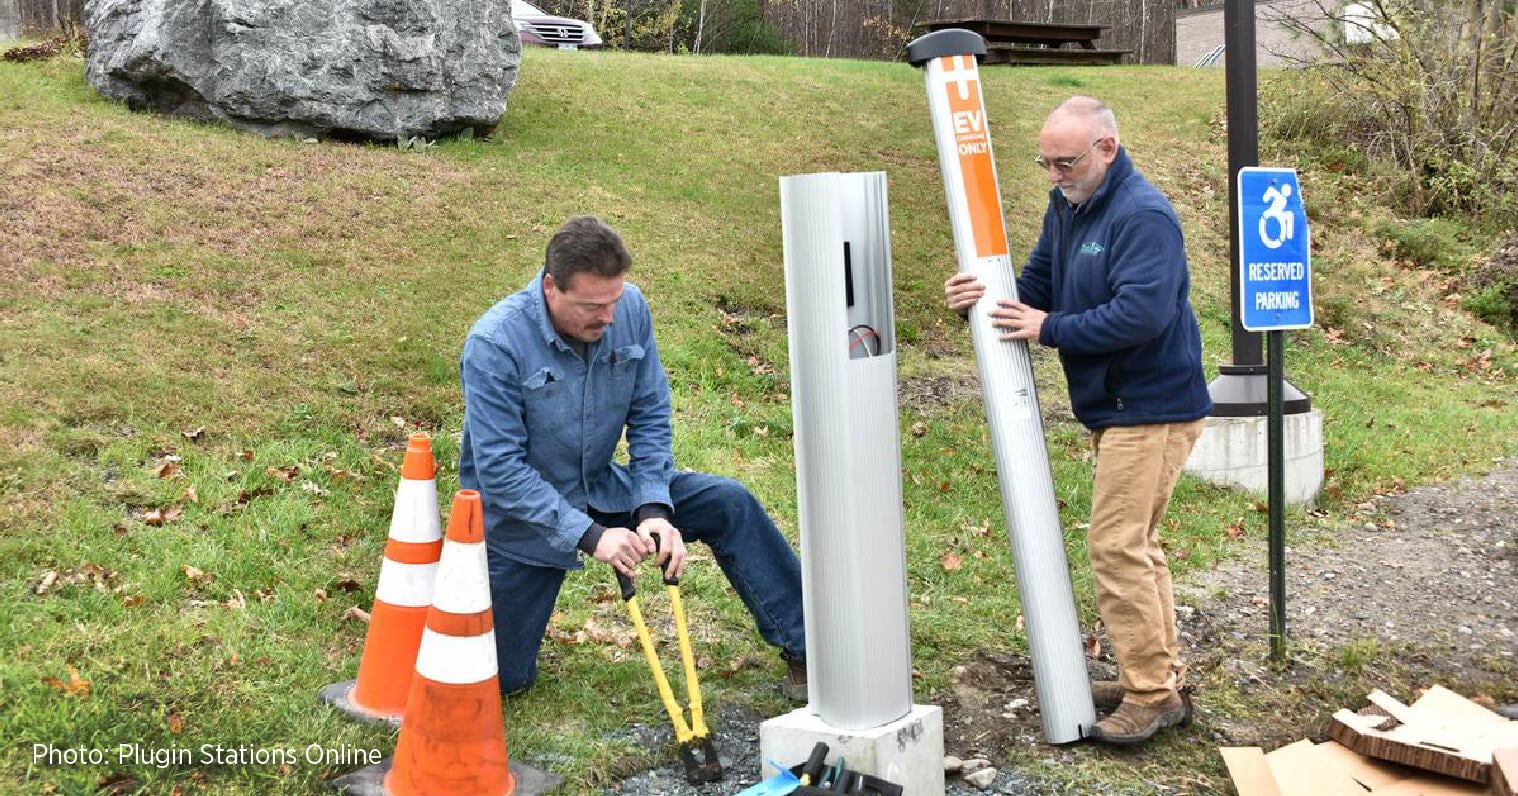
left=615, top=539, right=721, bottom=785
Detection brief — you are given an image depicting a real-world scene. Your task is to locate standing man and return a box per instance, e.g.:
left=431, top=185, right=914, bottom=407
left=460, top=215, right=808, bottom=701
left=944, top=97, right=1212, bottom=744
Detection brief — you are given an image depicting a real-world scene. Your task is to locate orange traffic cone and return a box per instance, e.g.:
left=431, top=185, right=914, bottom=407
left=321, top=432, right=443, bottom=724
left=385, top=489, right=512, bottom=795
left=329, top=491, right=563, bottom=796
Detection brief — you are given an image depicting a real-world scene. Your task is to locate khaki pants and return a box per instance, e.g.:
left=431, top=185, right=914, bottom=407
left=1089, top=419, right=1205, bottom=706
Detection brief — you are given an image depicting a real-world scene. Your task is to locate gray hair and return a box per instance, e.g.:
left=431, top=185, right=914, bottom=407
left=544, top=216, right=632, bottom=289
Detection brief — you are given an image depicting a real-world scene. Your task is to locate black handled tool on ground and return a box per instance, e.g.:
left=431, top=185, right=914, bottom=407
left=787, top=742, right=904, bottom=796
left=615, top=535, right=721, bottom=784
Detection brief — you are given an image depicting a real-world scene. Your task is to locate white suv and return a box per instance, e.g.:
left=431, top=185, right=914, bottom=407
left=511, top=0, right=605, bottom=50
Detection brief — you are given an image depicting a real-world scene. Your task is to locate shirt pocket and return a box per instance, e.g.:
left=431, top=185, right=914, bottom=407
left=607, top=344, right=645, bottom=381
left=522, top=365, right=571, bottom=439
left=522, top=366, right=564, bottom=401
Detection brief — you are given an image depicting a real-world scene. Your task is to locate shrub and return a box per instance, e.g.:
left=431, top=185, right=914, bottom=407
left=1373, top=218, right=1477, bottom=271
left=1462, top=236, right=1518, bottom=335
left=1262, top=0, right=1518, bottom=229
left=1462, top=284, right=1516, bottom=332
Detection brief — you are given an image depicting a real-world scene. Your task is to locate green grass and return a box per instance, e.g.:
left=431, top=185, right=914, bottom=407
left=1, top=48, right=1515, bottom=794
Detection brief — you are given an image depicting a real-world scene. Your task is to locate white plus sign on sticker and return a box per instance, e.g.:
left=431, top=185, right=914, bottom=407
left=937, top=55, right=979, bottom=100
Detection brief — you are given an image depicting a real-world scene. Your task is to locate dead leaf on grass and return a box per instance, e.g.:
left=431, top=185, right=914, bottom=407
left=143, top=506, right=183, bottom=526
left=44, top=666, right=91, bottom=697
left=223, top=589, right=246, bottom=610
left=182, top=565, right=214, bottom=587
left=323, top=462, right=365, bottom=482
left=181, top=427, right=205, bottom=442
left=582, top=615, right=635, bottom=648
left=266, top=465, right=300, bottom=482
left=344, top=606, right=371, bottom=623
left=181, top=485, right=198, bottom=504
left=237, top=486, right=275, bottom=504
left=154, top=459, right=181, bottom=479
left=941, top=552, right=963, bottom=572
left=96, top=774, right=137, bottom=795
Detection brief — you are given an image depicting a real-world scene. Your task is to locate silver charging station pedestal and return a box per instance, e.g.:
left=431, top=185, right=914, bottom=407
left=908, top=29, right=1096, bottom=745
left=758, top=171, right=944, bottom=794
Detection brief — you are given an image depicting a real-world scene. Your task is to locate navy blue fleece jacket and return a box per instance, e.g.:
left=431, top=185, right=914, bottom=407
left=1017, top=147, right=1212, bottom=430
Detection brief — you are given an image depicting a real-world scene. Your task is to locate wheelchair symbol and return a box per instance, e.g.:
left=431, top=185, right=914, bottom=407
left=1258, top=183, right=1295, bottom=249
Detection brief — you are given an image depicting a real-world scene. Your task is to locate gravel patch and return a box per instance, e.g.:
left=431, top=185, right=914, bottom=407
left=603, top=456, right=1518, bottom=795
left=1177, top=455, right=1517, bottom=673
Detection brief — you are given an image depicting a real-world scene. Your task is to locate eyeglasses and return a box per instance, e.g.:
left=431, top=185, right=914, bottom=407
left=1033, top=138, right=1107, bottom=172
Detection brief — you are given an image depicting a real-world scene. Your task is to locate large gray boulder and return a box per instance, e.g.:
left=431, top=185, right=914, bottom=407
left=84, top=0, right=520, bottom=140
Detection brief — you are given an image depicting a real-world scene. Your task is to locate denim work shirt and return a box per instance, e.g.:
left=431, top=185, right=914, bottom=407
left=458, top=273, right=674, bottom=570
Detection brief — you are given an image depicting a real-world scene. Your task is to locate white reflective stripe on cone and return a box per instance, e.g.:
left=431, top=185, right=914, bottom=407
left=374, top=559, right=440, bottom=608
left=414, top=628, right=498, bottom=684
left=389, top=480, right=442, bottom=542
left=430, top=541, right=492, bottom=615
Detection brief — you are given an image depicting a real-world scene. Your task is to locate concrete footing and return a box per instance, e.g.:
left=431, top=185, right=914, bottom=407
left=1185, top=411, right=1325, bottom=505
left=759, top=704, right=943, bottom=796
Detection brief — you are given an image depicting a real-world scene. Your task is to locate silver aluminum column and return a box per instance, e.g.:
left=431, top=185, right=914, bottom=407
left=781, top=170, right=912, bottom=730
left=907, top=30, right=1095, bottom=744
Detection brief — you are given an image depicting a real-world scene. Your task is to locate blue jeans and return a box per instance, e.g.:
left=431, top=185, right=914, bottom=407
left=487, top=471, right=806, bottom=694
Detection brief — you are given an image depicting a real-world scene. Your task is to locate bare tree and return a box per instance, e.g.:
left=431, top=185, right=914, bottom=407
left=15, top=0, right=84, bottom=36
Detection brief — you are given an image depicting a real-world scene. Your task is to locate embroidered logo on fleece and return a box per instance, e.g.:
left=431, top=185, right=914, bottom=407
left=1079, top=241, right=1105, bottom=255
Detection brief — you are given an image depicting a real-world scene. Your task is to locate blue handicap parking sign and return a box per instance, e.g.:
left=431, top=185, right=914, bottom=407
left=1238, top=167, right=1313, bottom=331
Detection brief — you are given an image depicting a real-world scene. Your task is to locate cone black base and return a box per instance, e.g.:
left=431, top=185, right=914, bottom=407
left=329, top=757, right=564, bottom=796
left=318, top=680, right=403, bottom=728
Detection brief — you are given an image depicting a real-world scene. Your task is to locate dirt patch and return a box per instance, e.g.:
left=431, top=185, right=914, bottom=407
left=610, top=457, right=1516, bottom=794
left=898, top=374, right=981, bottom=410
left=1181, top=459, right=1516, bottom=678
left=926, top=455, right=1517, bottom=793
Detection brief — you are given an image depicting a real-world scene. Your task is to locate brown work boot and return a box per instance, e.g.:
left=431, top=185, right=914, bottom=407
left=1089, top=693, right=1188, bottom=745
left=1091, top=679, right=1125, bottom=711
left=781, top=657, right=808, bottom=703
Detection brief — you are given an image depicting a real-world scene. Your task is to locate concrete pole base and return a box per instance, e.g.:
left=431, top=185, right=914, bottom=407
left=1184, top=411, right=1325, bottom=504
left=759, top=704, right=943, bottom=796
